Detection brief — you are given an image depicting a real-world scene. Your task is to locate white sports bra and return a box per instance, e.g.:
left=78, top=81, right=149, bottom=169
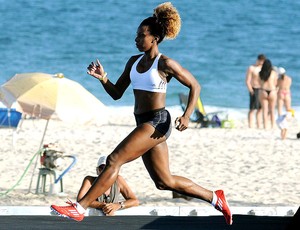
left=130, top=53, right=167, bottom=93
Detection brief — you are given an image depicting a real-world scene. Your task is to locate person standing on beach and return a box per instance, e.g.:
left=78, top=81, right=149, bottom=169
left=245, top=54, right=266, bottom=128
left=51, top=2, right=232, bottom=225
left=76, top=155, right=139, bottom=216
left=277, top=67, right=292, bottom=116
left=259, top=59, right=278, bottom=129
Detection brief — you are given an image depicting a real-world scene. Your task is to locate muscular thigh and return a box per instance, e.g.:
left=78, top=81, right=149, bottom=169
left=142, top=142, right=172, bottom=183
left=111, top=123, right=167, bottom=165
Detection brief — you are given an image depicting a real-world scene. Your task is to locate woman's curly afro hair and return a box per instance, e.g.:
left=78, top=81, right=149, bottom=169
left=153, top=2, right=181, bottom=40
left=140, top=2, right=181, bottom=43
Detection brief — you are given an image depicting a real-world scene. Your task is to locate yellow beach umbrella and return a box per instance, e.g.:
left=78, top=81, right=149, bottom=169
left=0, top=72, right=107, bottom=125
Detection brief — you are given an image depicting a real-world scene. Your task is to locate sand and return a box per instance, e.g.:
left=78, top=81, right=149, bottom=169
left=0, top=107, right=299, bottom=209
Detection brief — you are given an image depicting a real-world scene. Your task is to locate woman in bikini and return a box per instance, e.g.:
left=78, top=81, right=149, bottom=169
left=259, top=59, right=278, bottom=129
left=51, top=2, right=232, bottom=225
left=277, top=67, right=292, bottom=116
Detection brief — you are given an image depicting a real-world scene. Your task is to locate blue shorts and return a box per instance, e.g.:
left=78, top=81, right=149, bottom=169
left=134, top=108, right=172, bottom=139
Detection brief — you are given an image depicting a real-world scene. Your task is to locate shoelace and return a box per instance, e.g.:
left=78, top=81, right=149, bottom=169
left=66, top=198, right=77, bottom=208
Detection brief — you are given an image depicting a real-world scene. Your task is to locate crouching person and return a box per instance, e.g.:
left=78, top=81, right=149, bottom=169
left=77, top=155, right=139, bottom=216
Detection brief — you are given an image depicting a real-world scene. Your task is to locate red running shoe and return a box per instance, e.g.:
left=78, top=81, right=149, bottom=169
left=214, top=190, right=233, bottom=225
left=51, top=199, right=84, bottom=222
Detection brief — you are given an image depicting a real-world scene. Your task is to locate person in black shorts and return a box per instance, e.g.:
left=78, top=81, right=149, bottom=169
left=245, top=54, right=266, bottom=128
left=51, top=2, right=232, bottom=225
left=249, top=87, right=261, bottom=110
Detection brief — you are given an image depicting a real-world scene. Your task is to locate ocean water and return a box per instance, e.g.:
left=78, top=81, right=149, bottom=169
left=1, top=0, right=299, bottom=117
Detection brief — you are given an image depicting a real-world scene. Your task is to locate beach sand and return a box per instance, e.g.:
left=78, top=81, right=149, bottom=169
left=0, top=107, right=299, bottom=209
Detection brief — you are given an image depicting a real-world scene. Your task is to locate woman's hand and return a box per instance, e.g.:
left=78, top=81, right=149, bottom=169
left=87, top=59, right=106, bottom=80
left=175, top=116, right=189, bottom=131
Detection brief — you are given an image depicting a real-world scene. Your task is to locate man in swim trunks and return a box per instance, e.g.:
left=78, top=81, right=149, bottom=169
left=245, top=54, right=266, bottom=128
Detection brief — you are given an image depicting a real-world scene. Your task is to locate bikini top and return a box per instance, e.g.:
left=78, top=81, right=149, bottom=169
left=130, top=53, right=167, bottom=93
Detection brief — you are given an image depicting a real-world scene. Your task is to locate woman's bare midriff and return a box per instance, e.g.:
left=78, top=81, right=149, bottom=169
left=133, top=90, right=166, bottom=114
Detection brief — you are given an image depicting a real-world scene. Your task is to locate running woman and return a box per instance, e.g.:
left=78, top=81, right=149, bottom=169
left=51, top=2, right=232, bottom=225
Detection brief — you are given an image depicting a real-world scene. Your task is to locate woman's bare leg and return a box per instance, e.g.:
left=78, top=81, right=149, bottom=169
left=142, top=137, right=233, bottom=225
left=78, top=123, right=167, bottom=209
left=142, top=141, right=213, bottom=203
left=260, top=93, right=269, bottom=129
left=284, top=95, right=292, bottom=111
left=268, top=91, right=277, bottom=128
